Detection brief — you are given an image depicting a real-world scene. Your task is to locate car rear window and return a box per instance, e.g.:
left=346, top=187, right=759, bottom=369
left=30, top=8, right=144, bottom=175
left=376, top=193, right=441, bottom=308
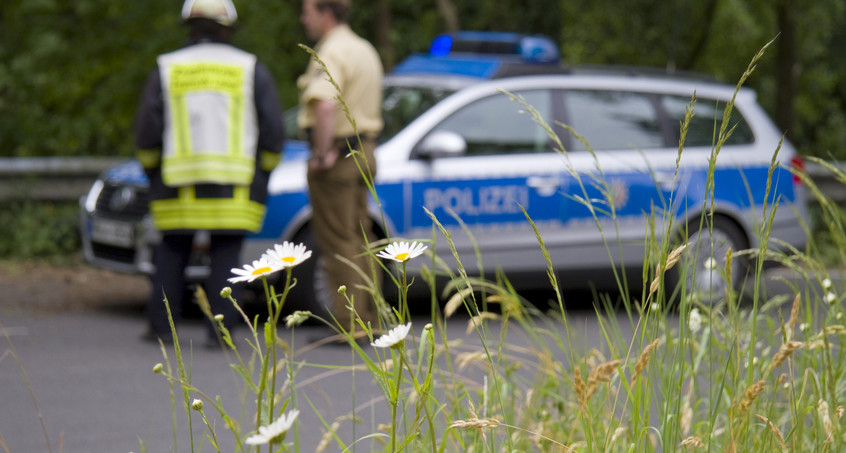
left=562, top=90, right=664, bottom=152
left=661, top=95, right=755, bottom=147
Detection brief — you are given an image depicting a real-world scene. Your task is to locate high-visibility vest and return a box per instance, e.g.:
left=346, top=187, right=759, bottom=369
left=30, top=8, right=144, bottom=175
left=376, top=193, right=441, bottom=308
left=157, top=43, right=258, bottom=187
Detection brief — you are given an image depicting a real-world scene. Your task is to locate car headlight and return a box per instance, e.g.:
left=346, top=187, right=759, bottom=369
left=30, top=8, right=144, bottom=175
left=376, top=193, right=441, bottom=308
left=83, top=179, right=104, bottom=213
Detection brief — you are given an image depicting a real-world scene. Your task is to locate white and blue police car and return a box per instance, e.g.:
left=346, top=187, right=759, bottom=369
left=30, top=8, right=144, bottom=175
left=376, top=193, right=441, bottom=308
left=80, top=31, right=809, bottom=310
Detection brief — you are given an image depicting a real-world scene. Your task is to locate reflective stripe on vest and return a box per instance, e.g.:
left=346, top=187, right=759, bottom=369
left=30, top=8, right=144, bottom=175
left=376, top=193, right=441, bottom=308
left=158, top=43, right=258, bottom=187
left=150, top=186, right=266, bottom=232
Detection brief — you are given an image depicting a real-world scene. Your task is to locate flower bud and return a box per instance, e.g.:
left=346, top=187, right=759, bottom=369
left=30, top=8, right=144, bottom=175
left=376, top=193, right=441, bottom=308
left=214, top=314, right=225, bottom=322
left=338, top=285, right=347, bottom=295
left=153, top=363, right=163, bottom=374
left=191, top=399, right=203, bottom=411
left=220, top=287, right=232, bottom=298
left=285, top=310, right=312, bottom=328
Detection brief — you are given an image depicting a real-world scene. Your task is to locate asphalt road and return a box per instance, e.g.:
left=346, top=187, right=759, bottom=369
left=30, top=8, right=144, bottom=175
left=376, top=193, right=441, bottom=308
left=0, top=265, right=818, bottom=452
left=0, top=290, right=603, bottom=453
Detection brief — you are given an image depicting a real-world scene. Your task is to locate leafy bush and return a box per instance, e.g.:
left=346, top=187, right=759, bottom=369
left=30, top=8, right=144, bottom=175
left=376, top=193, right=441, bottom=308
left=0, top=201, right=79, bottom=260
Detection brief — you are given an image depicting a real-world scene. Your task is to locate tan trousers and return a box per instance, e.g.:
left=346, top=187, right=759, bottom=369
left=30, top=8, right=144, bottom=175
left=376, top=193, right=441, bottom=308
left=306, top=139, right=379, bottom=328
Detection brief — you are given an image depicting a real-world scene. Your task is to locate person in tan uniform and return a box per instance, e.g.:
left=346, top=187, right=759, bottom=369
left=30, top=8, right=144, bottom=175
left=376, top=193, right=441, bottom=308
left=298, top=0, right=383, bottom=332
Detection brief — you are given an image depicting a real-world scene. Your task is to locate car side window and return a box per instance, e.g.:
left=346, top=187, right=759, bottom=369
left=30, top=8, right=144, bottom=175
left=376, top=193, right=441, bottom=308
left=429, top=90, right=552, bottom=156
left=562, top=90, right=663, bottom=151
left=662, top=95, right=755, bottom=147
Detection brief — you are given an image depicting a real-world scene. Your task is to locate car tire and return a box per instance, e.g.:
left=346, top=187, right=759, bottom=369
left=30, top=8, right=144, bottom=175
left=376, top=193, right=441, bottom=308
left=666, top=216, right=749, bottom=306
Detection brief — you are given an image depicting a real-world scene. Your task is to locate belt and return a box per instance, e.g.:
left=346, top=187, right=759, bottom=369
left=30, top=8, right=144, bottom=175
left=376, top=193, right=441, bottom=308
left=303, top=128, right=378, bottom=147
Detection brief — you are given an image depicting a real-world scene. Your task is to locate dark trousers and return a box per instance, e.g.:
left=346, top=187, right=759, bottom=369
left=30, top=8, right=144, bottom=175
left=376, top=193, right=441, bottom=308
left=306, top=140, right=380, bottom=329
left=147, top=232, right=244, bottom=337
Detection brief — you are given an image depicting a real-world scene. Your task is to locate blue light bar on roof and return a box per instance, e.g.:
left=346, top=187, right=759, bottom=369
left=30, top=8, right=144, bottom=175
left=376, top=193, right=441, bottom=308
left=428, top=31, right=560, bottom=64
left=429, top=35, right=453, bottom=57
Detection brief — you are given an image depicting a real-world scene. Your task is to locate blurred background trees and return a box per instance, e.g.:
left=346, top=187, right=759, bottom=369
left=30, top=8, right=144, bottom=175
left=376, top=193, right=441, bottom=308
left=1, top=0, right=843, bottom=160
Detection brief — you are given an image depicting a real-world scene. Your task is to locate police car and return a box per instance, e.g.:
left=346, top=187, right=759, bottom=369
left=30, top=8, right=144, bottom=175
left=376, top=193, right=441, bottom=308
left=80, top=31, right=808, bottom=310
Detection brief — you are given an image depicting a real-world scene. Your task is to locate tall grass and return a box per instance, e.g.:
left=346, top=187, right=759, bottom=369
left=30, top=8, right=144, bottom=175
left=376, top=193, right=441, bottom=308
left=143, top=41, right=846, bottom=452
left=5, top=41, right=845, bottom=452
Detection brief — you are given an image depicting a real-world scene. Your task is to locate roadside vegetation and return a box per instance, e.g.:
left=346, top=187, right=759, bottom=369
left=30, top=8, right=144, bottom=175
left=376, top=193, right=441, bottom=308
left=4, top=41, right=846, bottom=453
left=141, top=44, right=846, bottom=452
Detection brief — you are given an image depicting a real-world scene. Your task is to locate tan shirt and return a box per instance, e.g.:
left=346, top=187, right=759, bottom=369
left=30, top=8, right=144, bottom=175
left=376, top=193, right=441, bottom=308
left=297, top=24, right=383, bottom=137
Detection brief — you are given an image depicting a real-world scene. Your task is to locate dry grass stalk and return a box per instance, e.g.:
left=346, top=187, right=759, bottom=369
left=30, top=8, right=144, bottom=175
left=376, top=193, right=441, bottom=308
left=444, top=286, right=474, bottom=318
left=574, top=367, right=588, bottom=408
left=633, top=338, right=661, bottom=381
left=587, top=359, right=621, bottom=399
left=680, top=384, right=694, bottom=435
left=455, top=351, right=489, bottom=371
left=649, top=243, right=688, bottom=297
left=755, top=414, right=787, bottom=452
left=768, top=341, right=804, bottom=373
left=738, top=380, right=766, bottom=414
left=449, top=418, right=502, bottom=429
left=819, top=399, right=835, bottom=444
left=466, top=312, right=499, bottom=334
left=315, top=421, right=341, bottom=453
left=610, top=426, right=628, bottom=445
left=784, top=293, right=801, bottom=339
left=450, top=401, right=498, bottom=442
left=680, top=436, right=704, bottom=448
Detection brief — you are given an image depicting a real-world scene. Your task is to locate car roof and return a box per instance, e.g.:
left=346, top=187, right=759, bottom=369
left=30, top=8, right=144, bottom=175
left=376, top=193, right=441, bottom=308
left=389, top=31, right=734, bottom=95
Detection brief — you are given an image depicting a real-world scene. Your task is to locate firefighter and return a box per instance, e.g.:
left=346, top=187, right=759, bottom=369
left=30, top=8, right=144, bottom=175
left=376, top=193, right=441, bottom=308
left=135, top=0, right=284, bottom=345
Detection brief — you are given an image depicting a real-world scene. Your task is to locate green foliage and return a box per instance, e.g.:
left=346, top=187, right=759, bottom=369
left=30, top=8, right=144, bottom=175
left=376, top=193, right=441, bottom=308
left=0, top=201, right=79, bottom=259
left=0, top=0, right=843, bottom=160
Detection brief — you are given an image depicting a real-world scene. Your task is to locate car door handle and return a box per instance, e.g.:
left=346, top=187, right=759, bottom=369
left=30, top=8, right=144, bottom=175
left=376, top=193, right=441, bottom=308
left=654, top=172, right=677, bottom=191
left=527, top=176, right=561, bottom=196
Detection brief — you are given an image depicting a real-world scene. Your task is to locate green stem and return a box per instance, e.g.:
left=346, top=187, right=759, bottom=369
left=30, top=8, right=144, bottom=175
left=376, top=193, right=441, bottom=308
left=391, top=349, right=405, bottom=452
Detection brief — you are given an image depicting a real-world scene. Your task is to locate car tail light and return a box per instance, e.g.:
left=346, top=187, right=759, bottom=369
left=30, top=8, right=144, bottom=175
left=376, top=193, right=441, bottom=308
left=790, top=156, right=805, bottom=185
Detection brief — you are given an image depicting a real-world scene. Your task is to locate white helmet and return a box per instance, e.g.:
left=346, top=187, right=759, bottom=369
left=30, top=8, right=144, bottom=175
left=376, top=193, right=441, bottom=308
left=181, top=0, right=238, bottom=27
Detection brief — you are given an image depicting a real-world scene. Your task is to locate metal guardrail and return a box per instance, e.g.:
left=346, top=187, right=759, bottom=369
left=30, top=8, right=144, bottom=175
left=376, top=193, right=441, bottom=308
left=0, top=157, right=125, bottom=202
left=0, top=157, right=844, bottom=203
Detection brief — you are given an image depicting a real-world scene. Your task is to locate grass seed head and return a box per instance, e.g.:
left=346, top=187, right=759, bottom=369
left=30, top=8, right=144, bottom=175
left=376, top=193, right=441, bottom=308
left=769, top=341, right=804, bottom=372
left=633, top=338, right=661, bottom=381
left=738, top=380, right=766, bottom=414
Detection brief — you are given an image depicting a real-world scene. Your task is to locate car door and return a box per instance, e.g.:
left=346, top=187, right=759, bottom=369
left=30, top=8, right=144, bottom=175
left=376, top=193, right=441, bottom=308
left=406, top=89, right=570, bottom=273
left=556, top=88, right=682, bottom=269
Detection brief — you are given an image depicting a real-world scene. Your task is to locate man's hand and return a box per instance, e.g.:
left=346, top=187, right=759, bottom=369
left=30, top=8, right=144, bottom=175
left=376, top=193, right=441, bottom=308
left=308, top=147, right=340, bottom=172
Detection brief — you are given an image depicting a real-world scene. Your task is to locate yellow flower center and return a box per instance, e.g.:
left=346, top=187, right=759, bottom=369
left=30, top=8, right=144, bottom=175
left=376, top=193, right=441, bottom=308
left=251, top=266, right=272, bottom=276
left=395, top=252, right=409, bottom=261
left=282, top=256, right=296, bottom=264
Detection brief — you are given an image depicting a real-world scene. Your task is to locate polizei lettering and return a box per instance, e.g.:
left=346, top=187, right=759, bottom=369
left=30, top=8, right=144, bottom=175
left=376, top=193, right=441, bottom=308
left=423, top=185, right=529, bottom=216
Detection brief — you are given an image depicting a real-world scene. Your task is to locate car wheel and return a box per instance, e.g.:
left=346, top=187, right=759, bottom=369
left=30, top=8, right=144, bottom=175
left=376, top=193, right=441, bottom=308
left=667, top=216, right=749, bottom=306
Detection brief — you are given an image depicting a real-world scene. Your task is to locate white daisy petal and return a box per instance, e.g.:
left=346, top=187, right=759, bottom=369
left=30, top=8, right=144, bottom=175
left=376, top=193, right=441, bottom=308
left=228, top=258, right=283, bottom=284
left=264, top=241, right=312, bottom=269
left=376, top=241, right=428, bottom=263
left=244, top=409, right=300, bottom=445
left=371, top=323, right=412, bottom=348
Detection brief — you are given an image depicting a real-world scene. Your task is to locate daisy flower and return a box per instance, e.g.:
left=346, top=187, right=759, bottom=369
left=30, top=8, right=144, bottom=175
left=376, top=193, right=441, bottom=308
left=244, top=409, right=300, bottom=445
left=703, top=257, right=718, bottom=271
left=228, top=258, right=283, bottom=284
left=376, top=241, right=427, bottom=263
left=371, top=322, right=412, bottom=348
left=688, top=308, right=702, bottom=333
left=264, top=241, right=312, bottom=268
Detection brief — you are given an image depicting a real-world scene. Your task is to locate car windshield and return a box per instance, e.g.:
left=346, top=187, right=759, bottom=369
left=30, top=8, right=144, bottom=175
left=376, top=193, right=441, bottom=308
left=283, top=84, right=456, bottom=143
left=381, top=84, right=455, bottom=142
